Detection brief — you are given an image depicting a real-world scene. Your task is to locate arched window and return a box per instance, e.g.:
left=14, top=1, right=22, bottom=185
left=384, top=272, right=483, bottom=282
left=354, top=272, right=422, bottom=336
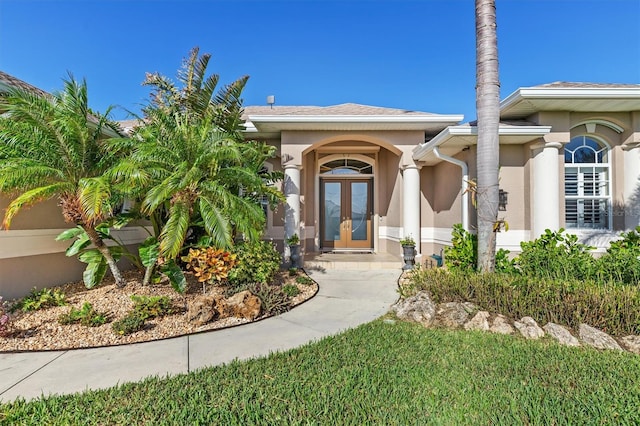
left=564, top=136, right=611, bottom=229
left=320, top=159, right=373, bottom=175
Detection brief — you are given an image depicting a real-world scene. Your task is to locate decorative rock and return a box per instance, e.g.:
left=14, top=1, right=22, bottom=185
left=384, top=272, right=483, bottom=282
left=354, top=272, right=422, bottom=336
left=578, top=324, right=623, bottom=351
left=620, top=335, right=640, bottom=354
left=514, top=317, right=545, bottom=340
left=225, top=290, right=262, bottom=320
left=186, top=296, right=216, bottom=326
left=436, top=302, right=471, bottom=328
left=543, top=322, right=580, bottom=347
left=391, top=291, right=436, bottom=327
left=489, top=314, right=514, bottom=335
left=464, top=311, right=490, bottom=331
left=462, top=302, right=479, bottom=314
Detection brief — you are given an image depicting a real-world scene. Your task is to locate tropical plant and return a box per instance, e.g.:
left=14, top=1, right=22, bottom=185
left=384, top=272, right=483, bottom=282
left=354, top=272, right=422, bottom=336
left=130, top=295, right=175, bottom=320
left=286, top=233, right=300, bottom=246
left=112, top=312, right=146, bottom=336
left=0, top=74, right=127, bottom=286
left=475, top=0, right=501, bottom=272
left=58, top=302, right=108, bottom=327
left=227, top=240, right=282, bottom=286
left=10, top=287, right=66, bottom=312
left=107, top=47, right=284, bottom=269
left=182, top=247, right=238, bottom=293
left=595, top=226, right=640, bottom=285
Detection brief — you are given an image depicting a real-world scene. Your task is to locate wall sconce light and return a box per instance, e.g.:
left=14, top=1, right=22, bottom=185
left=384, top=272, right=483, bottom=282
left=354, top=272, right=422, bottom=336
left=499, top=189, right=508, bottom=211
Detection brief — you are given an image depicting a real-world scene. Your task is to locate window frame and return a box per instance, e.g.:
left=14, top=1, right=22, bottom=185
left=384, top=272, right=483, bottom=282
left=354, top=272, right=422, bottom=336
left=563, top=135, right=612, bottom=230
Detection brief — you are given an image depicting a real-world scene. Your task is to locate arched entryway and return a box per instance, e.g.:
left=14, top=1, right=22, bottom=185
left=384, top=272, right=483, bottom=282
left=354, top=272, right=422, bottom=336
left=318, top=154, right=375, bottom=251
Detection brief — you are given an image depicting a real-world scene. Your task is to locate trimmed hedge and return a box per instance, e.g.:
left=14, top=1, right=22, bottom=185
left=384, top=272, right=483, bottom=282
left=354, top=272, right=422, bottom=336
left=405, top=268, right=640, bottom=336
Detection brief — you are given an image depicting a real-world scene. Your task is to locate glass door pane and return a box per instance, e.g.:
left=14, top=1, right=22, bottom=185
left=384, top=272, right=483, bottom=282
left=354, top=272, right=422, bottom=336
left=323, top=182, right=341, bottom=242
left=350, top=182, right=368, bottom=241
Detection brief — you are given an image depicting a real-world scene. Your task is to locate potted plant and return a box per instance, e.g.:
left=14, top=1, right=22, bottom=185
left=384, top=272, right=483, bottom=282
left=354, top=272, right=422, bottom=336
left=286, top=233, right=302, bottom=268
left=400, top=235, right=416, bottom=270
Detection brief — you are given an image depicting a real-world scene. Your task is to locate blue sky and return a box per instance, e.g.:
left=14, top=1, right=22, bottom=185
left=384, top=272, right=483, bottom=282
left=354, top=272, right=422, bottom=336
left=1, top=0, right=639, bottom=121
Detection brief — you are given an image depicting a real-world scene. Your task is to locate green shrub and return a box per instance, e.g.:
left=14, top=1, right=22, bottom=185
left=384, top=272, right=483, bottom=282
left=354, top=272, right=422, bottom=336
left=444, top=224, right=477, bottom=271
left=444, top=224, right=514, bottom=273
left=282, top=284, right=301, bottom=297
left=58, top=302, right=107, bottom=327
left=295, top=275, right=314, bottom=286
left=112, top=312, right=146, bottom=336
left=516, top=228, right=595, bottom=280
left=288, top=267, right=299, bottom=276
left=11, top=287, right=66, bottom=312
left=228, top=240, right=281, bottom=286
left=131, top=295, right=175, bottom=320
left=405, top=268, right=640, bottom=336
left=595, top=226, right=640, bottom=285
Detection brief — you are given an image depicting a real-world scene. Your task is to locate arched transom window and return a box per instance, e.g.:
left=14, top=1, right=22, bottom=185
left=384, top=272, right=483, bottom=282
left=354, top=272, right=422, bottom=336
left=564, top=136, right=611, bottom=229
left=320, top=159, right=373, bottom=175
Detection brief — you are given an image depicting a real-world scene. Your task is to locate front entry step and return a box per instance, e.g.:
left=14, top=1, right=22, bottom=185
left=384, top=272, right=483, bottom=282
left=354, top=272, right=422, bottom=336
left=304, top=252, right=402, bottom=271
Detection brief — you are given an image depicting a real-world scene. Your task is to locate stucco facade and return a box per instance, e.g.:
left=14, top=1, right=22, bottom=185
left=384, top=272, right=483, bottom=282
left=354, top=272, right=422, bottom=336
left=2, top=73, right=640, bottom=300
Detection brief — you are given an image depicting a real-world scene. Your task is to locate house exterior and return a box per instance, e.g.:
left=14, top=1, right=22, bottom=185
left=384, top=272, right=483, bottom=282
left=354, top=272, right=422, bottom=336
left=1, top=71, right=639, bottom=300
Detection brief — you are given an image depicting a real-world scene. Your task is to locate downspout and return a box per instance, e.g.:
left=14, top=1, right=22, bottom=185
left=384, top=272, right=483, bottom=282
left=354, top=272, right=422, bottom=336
left=433, top=147, right=469, bottom=231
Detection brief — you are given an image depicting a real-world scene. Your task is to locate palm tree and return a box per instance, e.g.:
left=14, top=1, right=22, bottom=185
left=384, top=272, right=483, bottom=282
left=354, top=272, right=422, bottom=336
left=0, top=75, right=127, bottom=286
left=109, top=48, right=283, bottom=262
left=475, top=0, right=501, bottom=272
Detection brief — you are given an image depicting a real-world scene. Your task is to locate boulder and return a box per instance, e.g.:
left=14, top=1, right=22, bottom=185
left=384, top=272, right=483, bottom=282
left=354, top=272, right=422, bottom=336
left=186, top=295, right=216, bottom=326
left=543, top=323, right=580, bottom=347
left=464, top=311, right=490, bottom=331
left=514, top=317, right=545, bottom=340
left=489, top=314, right=514, bottom=335
left=213, top=296, right=232, bottom=319
left=578, top=324, right=623, bottom=351
left=225, top=290, right=262, bottom=320
left=620, top=335, right=640, bottom=354
left=391, top=291, right=436, bottom=327
left=435, top=302, right=471, bottom=328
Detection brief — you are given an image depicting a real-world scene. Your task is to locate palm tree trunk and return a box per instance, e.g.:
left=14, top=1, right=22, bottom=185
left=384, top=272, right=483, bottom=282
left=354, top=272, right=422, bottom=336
left=83, top=225, right=127, bottom=287
left=475, top=0, right=500, bottom=272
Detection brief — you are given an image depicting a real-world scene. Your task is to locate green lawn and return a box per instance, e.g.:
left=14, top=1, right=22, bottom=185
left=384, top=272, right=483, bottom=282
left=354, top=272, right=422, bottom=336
left=2, top=320, right=639, bottom=425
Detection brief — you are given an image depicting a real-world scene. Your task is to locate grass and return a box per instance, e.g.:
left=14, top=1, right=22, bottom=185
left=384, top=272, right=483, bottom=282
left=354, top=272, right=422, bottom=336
left=2, top=320, right=639, bottom=425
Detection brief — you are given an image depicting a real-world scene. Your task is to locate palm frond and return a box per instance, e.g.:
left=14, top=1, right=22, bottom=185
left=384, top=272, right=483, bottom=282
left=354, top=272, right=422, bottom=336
left=78, top=177, right=112, bottom=223
left=159, top=200, right=191, bottom=259
left=198, top=196, right=232, bottom=248
left=2, top=183, right=73, bottom=229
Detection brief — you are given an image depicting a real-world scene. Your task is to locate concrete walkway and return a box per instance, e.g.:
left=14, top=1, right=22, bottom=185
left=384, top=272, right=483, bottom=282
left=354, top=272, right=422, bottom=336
left=0, top=269, right=400, bottom=403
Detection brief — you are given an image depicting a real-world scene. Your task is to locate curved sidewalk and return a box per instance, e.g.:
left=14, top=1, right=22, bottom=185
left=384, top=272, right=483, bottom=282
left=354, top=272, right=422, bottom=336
left=0, top=269, right=400, bottom=403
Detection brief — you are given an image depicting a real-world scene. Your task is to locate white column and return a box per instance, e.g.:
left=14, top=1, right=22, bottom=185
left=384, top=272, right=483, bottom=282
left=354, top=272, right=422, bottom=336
left=532, top=142, right=562, bottom=238
left=403, top=164, right=421, bottom=256
left=623, top=144, right=640, bottom=229
left=284, top=164, right=301, bottom=255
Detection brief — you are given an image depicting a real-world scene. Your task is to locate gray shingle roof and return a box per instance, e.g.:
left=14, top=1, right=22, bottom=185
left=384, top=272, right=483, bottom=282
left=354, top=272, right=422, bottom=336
left=243, top=103, right=437, bottom=118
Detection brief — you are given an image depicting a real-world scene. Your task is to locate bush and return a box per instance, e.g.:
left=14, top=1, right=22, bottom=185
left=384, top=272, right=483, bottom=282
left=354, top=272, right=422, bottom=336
left=131, top=295, right=175, bottom=320
left=282, top=284, right=301, bottom=297
left=182, top=247, right=238, bottom=291
left=444, top=224, right=514, bottom=273
left=11, top=287, right=66, bottom=312
left=595, top=226, right=640, bottom=285
left=295, top=275, right=314, bottom=286
left=112, top=312, right=146, bottom=336
left=516, top=228, right=595, bottom=280
left=58, top=302, right=108, bottom=327
left=228, top=240, right=281, bottom=286
left=405, top=268, right=640, bottom=336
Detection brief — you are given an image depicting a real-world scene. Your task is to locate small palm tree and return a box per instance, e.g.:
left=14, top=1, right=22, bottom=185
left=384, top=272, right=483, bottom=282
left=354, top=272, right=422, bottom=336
left=109, top=47, right=283, bottom=262
left=0, top=75, right=127, bottom=286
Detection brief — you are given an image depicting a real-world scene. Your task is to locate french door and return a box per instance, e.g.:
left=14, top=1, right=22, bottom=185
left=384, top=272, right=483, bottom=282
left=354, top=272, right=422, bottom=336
left=320, top=178, right=373, bottom=250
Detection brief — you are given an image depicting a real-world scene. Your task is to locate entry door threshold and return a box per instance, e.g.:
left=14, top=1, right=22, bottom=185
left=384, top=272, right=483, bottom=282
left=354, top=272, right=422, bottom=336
left=324, top=249, right=374, bottom=254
